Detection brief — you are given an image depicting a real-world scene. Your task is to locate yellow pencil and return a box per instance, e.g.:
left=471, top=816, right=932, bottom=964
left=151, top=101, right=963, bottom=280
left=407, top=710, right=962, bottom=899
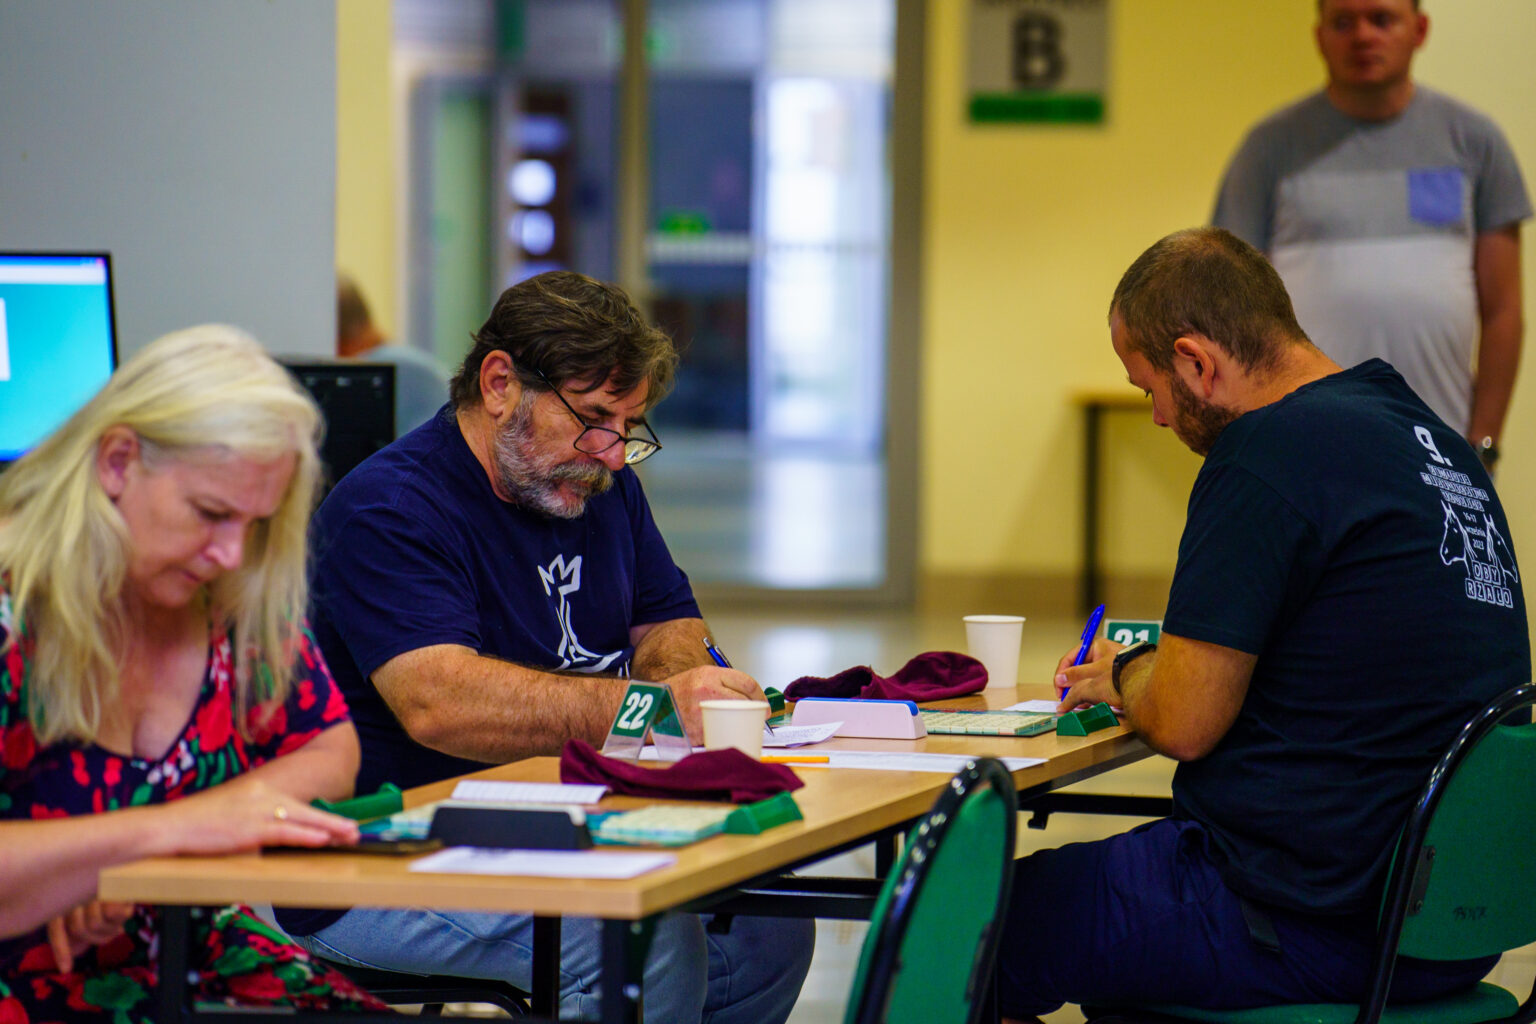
left=761, top=754, right=831, bottom=764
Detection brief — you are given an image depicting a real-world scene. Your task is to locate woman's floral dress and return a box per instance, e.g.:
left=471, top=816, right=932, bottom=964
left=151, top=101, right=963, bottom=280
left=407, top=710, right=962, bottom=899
left=0, top=587, right=388, bottom=1021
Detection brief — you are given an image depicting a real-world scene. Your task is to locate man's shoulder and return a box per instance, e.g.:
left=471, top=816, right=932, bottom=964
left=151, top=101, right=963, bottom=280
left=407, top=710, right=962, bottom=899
left=1411, top=85, right=1507, bottom=134
left=1238, top=90, right=1335, bottom=145
left=318, top=420, right=475, bottom=528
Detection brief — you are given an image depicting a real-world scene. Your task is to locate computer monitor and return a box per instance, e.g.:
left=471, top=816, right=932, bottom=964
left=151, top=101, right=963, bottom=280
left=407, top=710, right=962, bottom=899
left=281, top=360, right=395, bottom=500
left=0, top=253, right=118, bottom=464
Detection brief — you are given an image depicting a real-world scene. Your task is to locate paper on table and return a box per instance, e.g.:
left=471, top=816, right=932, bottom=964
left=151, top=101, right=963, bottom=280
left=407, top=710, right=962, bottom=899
left=816, top=751, right=1044, bottom=773
left=761, top=722, right=843, bottom=747
left=1004, top=699, right=1062, bottom=714
left=633, top=720, right=842, bottom=757
left=410, top=847, right=676, bottom=879
left=1009, top=698, right=1123, bottom=714
left=452, top=780, right=607, bottom=804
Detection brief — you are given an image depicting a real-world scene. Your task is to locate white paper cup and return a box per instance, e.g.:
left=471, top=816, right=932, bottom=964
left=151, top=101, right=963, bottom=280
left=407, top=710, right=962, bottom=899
left=700, top=699, right=771, bottom=758
left=964, top=614, right=1026, bottom=690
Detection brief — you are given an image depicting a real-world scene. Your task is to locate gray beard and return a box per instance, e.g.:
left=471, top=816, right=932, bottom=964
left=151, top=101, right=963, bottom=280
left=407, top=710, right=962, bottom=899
left=491, top=398, right=614, bottom=519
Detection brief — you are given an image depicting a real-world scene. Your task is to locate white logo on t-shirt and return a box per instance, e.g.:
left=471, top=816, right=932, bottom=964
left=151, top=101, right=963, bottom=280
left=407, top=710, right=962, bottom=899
left=1415, top=423, right=1519, bottom=608
left=537, top=554, right=625, bottom=672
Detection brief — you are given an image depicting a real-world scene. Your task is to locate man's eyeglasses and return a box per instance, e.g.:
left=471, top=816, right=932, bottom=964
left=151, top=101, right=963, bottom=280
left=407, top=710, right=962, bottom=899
left=534, top=369, right=662, bottom=466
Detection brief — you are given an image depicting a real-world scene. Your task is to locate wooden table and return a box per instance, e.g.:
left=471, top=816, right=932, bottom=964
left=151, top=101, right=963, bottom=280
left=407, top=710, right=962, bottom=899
left=100, top=685, right=1149, bottom=1023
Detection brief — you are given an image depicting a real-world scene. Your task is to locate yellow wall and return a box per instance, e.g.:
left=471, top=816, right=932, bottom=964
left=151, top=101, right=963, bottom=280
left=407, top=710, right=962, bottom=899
left=336, top=0, right=396, bottom=340
left=921, top=0, right=1536, bottom=614
left=335, top=1, right=1536, bottom=625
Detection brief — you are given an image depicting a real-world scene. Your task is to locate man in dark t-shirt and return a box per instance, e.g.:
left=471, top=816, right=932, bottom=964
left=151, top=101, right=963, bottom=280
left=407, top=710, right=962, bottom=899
left=996, top=228, right=1528, bottom=1020
left=279, top=272, right=813, bottom=1024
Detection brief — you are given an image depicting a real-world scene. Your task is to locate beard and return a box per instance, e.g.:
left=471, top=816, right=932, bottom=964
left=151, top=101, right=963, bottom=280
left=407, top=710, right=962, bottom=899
left=491, top=394, right=614, bottom=519
left=1169, top=373, right=1240, bottom=456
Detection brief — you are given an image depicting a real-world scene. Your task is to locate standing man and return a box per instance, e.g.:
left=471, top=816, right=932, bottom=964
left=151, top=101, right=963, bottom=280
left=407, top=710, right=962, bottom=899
left=280, top=271, right=814, bottom=1022
left=996, top=228, right=1527, bottom=1019
left=1212, top=0, right=1530, bottom=469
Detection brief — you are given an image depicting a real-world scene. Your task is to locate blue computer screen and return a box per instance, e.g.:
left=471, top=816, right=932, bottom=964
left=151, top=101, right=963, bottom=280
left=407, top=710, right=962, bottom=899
left=0, top=253, right=117, bottom=462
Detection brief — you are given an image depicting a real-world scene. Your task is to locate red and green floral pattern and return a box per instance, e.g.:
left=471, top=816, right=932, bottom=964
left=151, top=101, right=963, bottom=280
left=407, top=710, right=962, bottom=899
left=0, top=587, right=388, bottom=1020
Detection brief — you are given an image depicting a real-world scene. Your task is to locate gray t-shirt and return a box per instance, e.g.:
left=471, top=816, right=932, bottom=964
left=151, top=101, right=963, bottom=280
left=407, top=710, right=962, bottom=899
left=1213, top=87, right=1531, bottom=432
left=347, top=343, right=450, bottom=436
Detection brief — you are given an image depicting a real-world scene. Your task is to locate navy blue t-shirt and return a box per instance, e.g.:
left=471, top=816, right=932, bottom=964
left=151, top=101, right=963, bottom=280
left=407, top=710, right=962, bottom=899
left=309, top=406, right=701, bottom=794
left=1166, top=360, right=1528, bottom=915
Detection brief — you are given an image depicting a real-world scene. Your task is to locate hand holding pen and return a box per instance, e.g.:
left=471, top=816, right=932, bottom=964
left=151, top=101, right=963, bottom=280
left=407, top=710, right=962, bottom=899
left=703, top=636, right=775, bottom=735
left=1058, top=603, right=1105, bottom=700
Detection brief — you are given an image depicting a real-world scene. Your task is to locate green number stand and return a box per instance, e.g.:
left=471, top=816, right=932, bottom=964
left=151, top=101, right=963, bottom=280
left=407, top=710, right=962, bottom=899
left=1104, top=618, right=1162, bottom=647
left=600, top=681, right=694, bottom=762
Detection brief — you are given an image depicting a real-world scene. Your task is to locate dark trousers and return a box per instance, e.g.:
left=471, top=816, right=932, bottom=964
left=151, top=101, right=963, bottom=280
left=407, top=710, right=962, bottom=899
left=995, top=818, right=1497, bottom=1018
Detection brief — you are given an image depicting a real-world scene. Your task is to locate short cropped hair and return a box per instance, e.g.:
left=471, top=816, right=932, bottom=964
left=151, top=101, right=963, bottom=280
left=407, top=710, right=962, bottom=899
left=337, top=272, right=373, bottom=341
left=1318, top=0, right=1419, bottom=11
left=0, top=325, right=322, bottom=745
left=1109, top=227, right=1309, bottom=374
left=449, top=271, right=678, bottom=409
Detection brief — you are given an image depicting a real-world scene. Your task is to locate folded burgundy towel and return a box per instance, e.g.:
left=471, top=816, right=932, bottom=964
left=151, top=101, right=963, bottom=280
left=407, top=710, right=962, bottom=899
left=783, top=650, right=988, bottom=703
left=559, top=739, right=804, bottom=804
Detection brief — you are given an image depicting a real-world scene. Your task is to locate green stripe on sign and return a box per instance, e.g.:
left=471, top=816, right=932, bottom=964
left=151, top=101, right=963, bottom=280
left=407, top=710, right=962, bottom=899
left=969, top=92, right=1104, bottom=124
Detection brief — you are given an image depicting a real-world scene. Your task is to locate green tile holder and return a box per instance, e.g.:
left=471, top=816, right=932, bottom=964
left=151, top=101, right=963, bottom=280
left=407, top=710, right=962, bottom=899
left=1056, top=702, right=1118, bottom=736
left=313, top=783, right=404, bottom=822
left=723, top=791, right=802, bottom=835
left=763, top=687, right=786, bottom=713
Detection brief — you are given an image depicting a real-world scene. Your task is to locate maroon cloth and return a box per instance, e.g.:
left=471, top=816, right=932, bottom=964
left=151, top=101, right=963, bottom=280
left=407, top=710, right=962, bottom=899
left=783, top=650, right=989, bottom=702
left=560, top=739, right=804, bottom=803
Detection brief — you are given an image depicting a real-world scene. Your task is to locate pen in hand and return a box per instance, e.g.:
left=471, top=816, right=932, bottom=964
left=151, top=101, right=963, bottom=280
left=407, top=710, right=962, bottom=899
left=1061, top=603, right=1106, bottom=699
left=703, top=636, right=775, bottom=735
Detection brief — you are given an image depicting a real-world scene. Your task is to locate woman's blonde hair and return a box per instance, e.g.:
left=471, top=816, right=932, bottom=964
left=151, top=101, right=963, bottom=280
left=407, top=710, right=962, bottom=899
left=0, top=324, right=322, bottom=745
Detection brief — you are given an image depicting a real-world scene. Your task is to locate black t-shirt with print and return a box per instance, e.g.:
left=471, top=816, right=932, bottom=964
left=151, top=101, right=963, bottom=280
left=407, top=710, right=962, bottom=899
left=1165, top=359, right=1528, bottom=915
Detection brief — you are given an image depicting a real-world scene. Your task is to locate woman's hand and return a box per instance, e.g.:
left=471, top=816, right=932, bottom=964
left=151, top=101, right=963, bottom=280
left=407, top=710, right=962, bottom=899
left=46, top=900, right=135, bottom=973
left=162, top=777, right=360, bottom=857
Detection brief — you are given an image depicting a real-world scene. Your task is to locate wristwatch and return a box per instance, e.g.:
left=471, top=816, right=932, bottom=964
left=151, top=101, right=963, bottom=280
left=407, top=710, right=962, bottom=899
left=1476, top=436, right=1500, bottom=469
left=1112, top=640, right=1157, bottom=696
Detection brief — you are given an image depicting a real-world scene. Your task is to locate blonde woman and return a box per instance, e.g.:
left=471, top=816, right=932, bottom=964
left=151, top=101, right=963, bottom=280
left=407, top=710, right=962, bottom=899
left=0, top=325, right=386, bottom=1019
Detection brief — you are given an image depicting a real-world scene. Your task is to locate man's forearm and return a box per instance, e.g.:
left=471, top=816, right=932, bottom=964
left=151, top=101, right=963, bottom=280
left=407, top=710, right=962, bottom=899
left=373, top=645, right=634, bottom=763
left=632, top=617, right=714, bottom=681
left=1468, top=225, right=1523, bottom=445
left=1468, top=310, right=1521, bottom=445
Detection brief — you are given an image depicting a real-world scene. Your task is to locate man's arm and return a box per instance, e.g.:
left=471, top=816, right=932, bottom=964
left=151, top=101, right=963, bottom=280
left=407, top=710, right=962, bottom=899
left=1468, top=224, right=1524, bottom=448
left=1055, top=632, right=1256, bottom=761
left=371, top=623, right=766, bottom=761
left=631, top=617, right=765, bottom=736
left=372, top=645, right=632, bottom=762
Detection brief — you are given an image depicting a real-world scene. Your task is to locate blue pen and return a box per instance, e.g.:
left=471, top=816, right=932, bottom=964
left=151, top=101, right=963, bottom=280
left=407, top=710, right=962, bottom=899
left=703, top=637, right=775, bottom=735
left=703, top=636, right=732, bottom=668
left=1072, top=604, right=1106, bottom=667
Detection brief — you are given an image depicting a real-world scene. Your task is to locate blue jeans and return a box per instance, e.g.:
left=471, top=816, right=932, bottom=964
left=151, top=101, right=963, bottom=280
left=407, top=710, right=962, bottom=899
left=995, top=818, right=1497, bottom=1018
left=291, top=908, right=813, bottom=1023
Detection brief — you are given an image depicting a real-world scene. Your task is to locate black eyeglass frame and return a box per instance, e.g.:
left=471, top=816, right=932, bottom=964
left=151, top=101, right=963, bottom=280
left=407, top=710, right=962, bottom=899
left=532, top=368, right=662, bottom=466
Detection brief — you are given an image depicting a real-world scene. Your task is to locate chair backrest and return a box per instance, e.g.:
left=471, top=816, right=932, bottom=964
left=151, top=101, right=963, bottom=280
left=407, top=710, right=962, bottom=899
left=1361, top=683, right=1536, bottom=1019
left=843, top=757, right=1017, bottom=1024
left=1396, top=683, right=1536, bottom=960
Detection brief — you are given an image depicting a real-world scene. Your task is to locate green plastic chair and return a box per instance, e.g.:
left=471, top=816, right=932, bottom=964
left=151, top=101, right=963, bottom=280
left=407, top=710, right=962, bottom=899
left=1089, top=681, right=1536, bottom=1024
left=843, top=757, right=1018, bottom=1024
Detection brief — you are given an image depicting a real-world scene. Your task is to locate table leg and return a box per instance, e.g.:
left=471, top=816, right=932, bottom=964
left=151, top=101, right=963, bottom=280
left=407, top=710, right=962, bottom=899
left=1081, top=400, right=1103, bottom=613
left=600, top=917, right=656, bottom=1024
left=875, top=833, right=897, bottom=877
left=532, top=915, right=561, bottom=1018
left=157, top=904, right=192, bottom=1023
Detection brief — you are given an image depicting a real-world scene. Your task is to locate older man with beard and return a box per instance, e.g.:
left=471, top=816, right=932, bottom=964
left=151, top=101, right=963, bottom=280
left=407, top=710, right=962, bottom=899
left=275, top=271, right=814, bottom=1024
